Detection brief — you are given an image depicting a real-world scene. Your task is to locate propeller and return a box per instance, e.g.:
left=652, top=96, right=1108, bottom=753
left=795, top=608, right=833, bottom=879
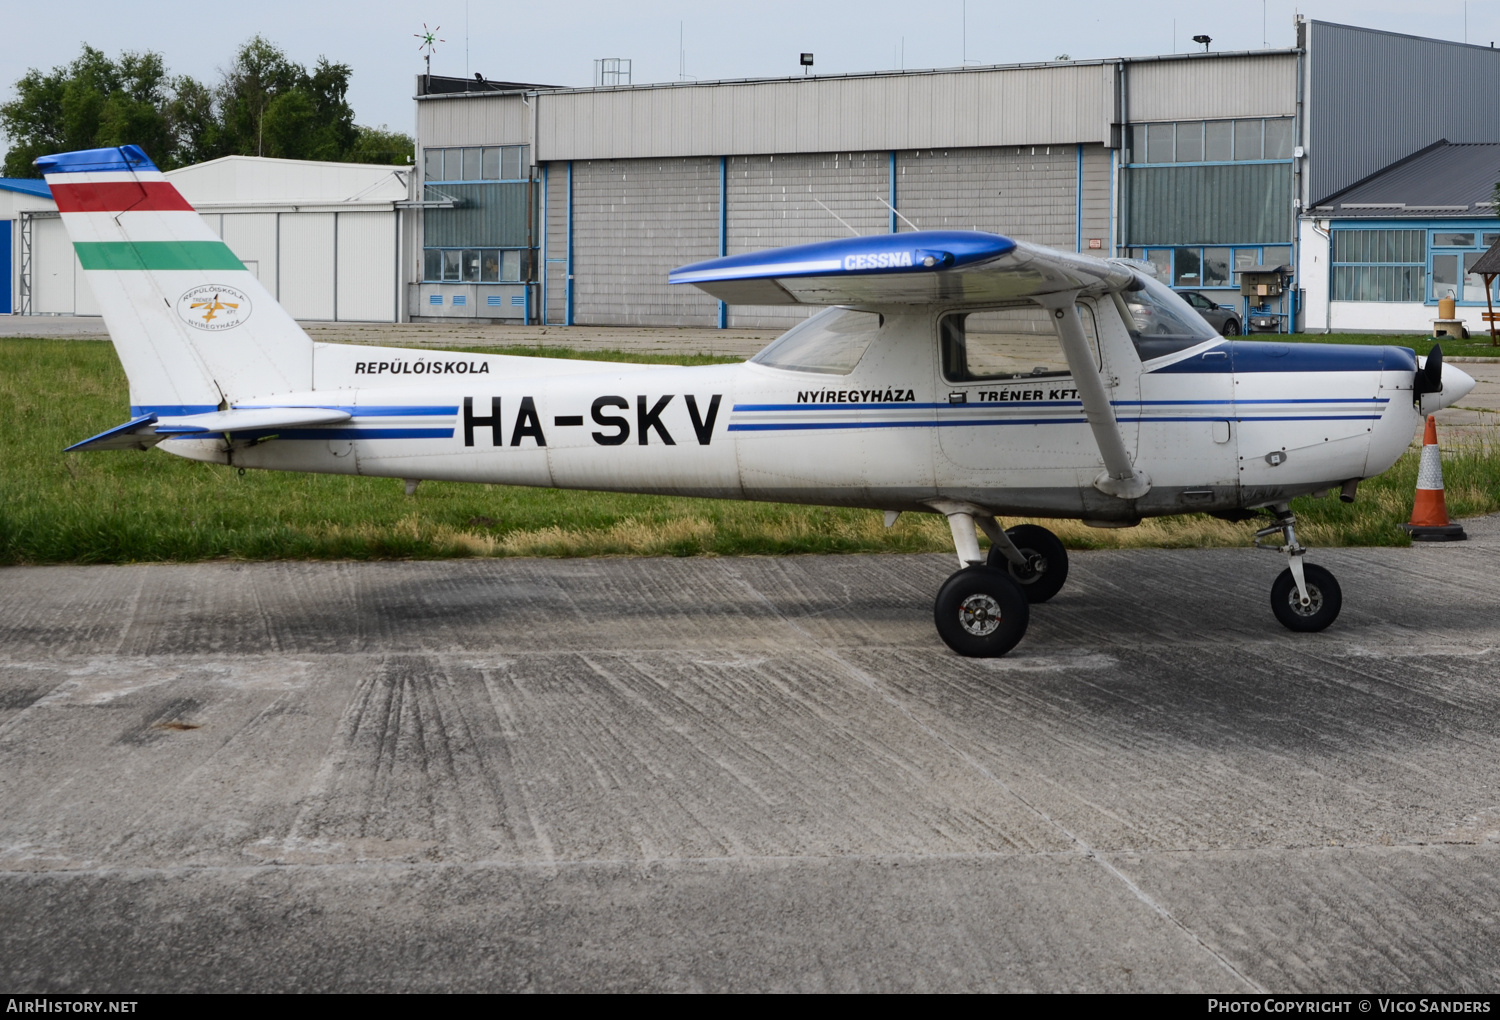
left=1414, top=343, right=1444, bottom=403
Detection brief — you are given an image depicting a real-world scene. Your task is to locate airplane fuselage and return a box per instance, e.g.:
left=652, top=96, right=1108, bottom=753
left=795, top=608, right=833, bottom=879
left=163, top=301, right=1428, bottom=523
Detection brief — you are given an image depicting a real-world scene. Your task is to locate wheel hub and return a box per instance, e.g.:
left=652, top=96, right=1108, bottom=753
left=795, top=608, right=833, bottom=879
left=958, top=593, right=1003, bottom=636
left=1287, top=584, right=1324, bottom=617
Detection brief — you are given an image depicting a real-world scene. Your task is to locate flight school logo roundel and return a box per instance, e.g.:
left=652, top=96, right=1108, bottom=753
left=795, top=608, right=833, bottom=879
left=176, top=284, right=253, bottom=332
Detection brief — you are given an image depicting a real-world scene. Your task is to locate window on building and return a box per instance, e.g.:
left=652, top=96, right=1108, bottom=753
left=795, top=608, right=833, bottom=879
left=1264, top=119, right=1295, bottom=159
left=1128, top=118, right=1294, bottom=165
left=1130, top=246, right=1290, bottom=291
left=1202, top=248, right=1232, bottom=287
left=1175, top=122, right=1204, bottom=163
left=423, top=145, right=531, bottom=181
left=1423, top=229, right=1500, bottom=304
left=421, top=248, right=529, bottom=283
left=1173, top=247, right=1202, bottom=287
left=1233, top=120, right=1263, bottom=160
left=1205, top=121, right=1233, bottom=162
left=1330, top=229, right=1426, bottom=302
left=1146, top=123, right=1174, bottom=164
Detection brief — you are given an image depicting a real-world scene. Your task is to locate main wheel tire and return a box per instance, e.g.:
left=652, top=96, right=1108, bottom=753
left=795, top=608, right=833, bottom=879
left=1270, top=563, right=1342, bottom=633
left=1223, top=319, right=1241, bottom=336
left=986, top=524, right=1070, bottom=604
left=934, top=566, right=1031, bottom=657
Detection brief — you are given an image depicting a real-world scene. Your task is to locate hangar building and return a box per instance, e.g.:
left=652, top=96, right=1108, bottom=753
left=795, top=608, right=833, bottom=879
left=3, top=156, right=409, bottom=321
left=7, top=19, right=1500, bottom=334
left=412, top=18, right=1500, bottom=333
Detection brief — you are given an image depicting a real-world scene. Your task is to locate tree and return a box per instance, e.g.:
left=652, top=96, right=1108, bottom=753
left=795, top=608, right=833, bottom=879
left=346, top=124, right=415, bottom=165
left=2, top=38, right=411, bottom=175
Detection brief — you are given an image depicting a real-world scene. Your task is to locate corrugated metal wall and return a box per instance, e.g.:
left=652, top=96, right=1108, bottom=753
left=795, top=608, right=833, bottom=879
left=543, top=166, right=569, bottom=324
left=1126, top=55, right=1296, bottom=121
left=571, top=157, right=720, bottom=327
left=1124, top=164, right=1293, bottom=245
left=725, top=151, right=888, bottom=328
left=895, top=145, right=1077, bottom=247
left=221, top=214, right=278, bottom=293
left=536, top=63, right=1116, bottom=160
left=1080, top=145, right=1113, bottom=249
left=423, top=183, right=531, bottom=248
left=1309, top=21, right=1500, bottom=202
left=336, top=213, right=397, bottom=321
left=417, top=95, right=531, bottom=148
left=279, top=213, right=336, bottom=320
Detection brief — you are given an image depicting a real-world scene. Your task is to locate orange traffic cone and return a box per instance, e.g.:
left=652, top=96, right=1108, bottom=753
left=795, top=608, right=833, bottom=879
left=1402, top=415, right=1467, bottom=541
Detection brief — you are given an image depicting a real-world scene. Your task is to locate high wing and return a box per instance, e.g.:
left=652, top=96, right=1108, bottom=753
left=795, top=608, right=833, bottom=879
left=674, top=229, right=1151, bottom=499
left=668, top=230, right=1134, bottom=306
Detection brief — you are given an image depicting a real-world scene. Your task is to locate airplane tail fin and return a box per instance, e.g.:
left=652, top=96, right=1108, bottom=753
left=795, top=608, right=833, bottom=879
left=38, top=145, right=314, bottom=416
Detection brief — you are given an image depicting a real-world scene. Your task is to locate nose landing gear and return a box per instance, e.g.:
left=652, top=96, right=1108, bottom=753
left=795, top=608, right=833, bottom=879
left=1256, top=506, right=1342, bottom=632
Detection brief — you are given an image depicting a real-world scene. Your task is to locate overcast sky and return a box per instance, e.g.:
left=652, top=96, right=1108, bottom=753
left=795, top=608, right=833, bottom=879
left=2, top=1, right=1496, bottom=141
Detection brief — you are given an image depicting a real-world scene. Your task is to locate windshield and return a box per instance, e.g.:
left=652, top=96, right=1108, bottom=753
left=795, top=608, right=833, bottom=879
left=1114, top=272, right=1220, bottom=361
left=751, top=306, right=881, bottom=374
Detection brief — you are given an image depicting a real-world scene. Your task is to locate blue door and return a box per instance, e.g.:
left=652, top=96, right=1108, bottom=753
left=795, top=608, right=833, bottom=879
left=0, top=220, right=10, bottom=314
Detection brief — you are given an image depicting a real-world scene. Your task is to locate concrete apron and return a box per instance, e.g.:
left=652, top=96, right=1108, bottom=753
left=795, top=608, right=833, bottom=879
left=3, top=521, right=1500, bottom=991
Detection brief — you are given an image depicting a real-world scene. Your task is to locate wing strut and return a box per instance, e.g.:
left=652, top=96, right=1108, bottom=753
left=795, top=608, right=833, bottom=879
left=1036, top=294, right=1151, bottom=501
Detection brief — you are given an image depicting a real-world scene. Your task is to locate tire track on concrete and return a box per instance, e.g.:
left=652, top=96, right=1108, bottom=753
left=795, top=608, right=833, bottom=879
left=714, top=558, right=1265, bottom=992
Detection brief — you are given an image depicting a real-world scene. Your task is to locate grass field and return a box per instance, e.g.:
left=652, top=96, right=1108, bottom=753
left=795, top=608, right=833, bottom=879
left=1287, top=332, right=1500, bottom=357
left=3, top=336, right=1498, bottom=566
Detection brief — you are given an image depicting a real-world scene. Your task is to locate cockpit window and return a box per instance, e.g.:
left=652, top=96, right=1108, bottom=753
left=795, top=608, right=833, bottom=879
left=1114, top=272, right=1220, bottom=361
left=940, top=303, right=1099, bottom=382
left=750, top=306, right=881, bottom=374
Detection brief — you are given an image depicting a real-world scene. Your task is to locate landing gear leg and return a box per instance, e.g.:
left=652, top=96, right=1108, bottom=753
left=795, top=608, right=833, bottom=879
left=1256, top=505, right=1343, bottom=632
left=932, top=507, right=1030, bottom=657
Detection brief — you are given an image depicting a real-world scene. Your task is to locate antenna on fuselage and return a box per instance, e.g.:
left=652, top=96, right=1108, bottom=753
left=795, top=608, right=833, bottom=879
left=873, top=193, right=921, bottom=231
left=812, top=197, right=861, bottom=237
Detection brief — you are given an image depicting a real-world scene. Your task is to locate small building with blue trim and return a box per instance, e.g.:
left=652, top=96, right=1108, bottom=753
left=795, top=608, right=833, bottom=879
left=1300, top=141, right=1500, bottom=335
left=0, top=178, right=54, bottom=316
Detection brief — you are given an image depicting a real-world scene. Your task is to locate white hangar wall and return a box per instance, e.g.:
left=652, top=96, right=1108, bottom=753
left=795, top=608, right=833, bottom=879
left=18, top=156, right=407, bottom=321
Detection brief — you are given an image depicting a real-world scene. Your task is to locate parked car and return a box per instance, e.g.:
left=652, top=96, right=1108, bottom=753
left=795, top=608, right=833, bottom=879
left=1176, top=291, right=1242, bottom=335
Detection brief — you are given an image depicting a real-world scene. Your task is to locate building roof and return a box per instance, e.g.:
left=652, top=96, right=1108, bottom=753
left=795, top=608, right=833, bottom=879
left=0, top=178, right=51, bottom=198
left=1311, top=141, right=1500, bottom=218
left=1471, top=237, right=1500, bottom=275
left=164, top=155, right=410, bottom=210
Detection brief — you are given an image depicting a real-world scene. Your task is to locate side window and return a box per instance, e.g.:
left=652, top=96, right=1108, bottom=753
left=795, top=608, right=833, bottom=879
left=940, top=304, right=1099, bottom=382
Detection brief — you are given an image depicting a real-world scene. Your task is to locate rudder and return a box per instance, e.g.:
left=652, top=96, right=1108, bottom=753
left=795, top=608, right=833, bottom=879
left=38, top=145, right=314, bottom=415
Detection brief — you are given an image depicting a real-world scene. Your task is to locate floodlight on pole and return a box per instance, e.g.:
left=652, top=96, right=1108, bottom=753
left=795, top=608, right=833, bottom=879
left=800, top=52, right=814, bottom=75
left=1192, top=34, right=1212, bottom=52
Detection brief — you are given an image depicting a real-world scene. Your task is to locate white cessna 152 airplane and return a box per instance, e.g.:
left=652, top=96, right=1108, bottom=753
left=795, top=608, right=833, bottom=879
left=51, top=145, right=1475, bottom=657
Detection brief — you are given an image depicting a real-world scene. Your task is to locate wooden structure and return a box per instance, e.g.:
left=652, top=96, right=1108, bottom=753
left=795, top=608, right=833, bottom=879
left=1469, top=236, right=1500, bottom=345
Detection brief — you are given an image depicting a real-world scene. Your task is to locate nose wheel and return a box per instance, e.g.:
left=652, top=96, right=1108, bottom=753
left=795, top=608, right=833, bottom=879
left=1257, top=507, right=1342, bottom=633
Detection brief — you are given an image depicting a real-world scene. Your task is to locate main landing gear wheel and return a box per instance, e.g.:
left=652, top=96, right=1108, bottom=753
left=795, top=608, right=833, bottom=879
left=1270, top=563, right=1342, bottom=632
left=934, top=566, right=1030, bottom=657
left=987, top=524, right=1069, bottom=604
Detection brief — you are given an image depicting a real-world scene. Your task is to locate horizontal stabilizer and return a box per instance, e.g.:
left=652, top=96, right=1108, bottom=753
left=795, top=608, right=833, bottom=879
left=151, top=407, right=352, bottom=435
left=64, top=414, right=162, bottom=452
left=66, top=407, right=352, bottom=451
left=669, top=230, right=1133, bottom=306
